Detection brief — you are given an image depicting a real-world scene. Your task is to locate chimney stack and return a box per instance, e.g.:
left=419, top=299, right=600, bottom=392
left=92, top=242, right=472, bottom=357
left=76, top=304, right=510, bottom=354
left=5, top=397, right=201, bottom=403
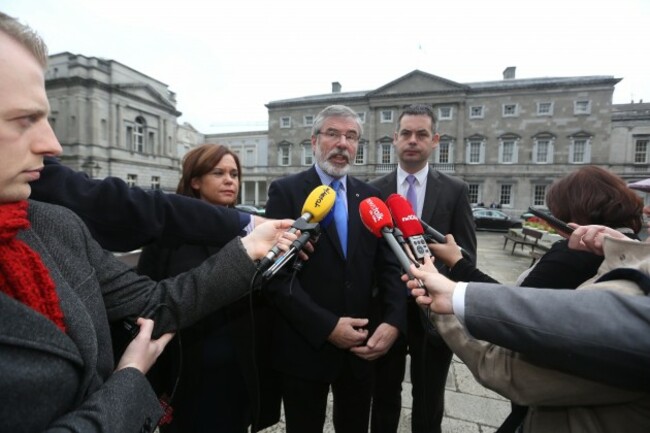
left=503, top=66, right=516, bottom=80
left=332, top=81, right=341, bottom=93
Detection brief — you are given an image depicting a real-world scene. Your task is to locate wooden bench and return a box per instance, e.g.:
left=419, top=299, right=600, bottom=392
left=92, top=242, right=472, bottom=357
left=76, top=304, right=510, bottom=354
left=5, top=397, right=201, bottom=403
left=503, top=227, right=550, bottom=256
left=529, top=249, right=545, bottom=266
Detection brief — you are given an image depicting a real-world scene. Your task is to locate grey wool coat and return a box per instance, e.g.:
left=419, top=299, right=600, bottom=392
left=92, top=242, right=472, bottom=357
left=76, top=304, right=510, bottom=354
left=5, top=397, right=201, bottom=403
left=0, top=200, right=256, bottom=433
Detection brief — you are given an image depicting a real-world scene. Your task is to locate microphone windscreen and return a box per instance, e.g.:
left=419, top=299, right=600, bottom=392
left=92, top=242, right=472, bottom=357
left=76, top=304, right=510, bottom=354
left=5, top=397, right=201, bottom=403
left=301, top=185, right=336, bottom=222
left=359, top=197, right=393, bottom=237
left=386, top=193, right=425, bottom=237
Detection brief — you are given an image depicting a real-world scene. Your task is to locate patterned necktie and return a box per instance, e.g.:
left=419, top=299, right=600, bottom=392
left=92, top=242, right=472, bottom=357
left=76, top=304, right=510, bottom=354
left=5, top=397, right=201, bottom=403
left=330, top=180, right=348, bottom=257
left=406, top=174, right=418, bottom=214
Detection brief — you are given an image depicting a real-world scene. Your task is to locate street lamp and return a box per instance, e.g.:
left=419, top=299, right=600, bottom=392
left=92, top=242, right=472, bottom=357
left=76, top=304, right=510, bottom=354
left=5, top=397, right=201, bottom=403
left=82, top=157, right=101, bottom=179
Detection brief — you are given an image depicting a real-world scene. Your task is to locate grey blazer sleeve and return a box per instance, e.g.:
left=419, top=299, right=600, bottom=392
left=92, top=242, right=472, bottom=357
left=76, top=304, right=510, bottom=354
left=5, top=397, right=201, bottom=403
left=464, top=283, right=650, bottom=391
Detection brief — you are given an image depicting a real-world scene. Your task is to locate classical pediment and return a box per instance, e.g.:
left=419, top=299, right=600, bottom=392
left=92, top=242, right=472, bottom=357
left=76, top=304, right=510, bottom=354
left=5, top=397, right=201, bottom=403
left=114, top=83, right=176, bottom=110
left=368, top=70, right=468, bottom=97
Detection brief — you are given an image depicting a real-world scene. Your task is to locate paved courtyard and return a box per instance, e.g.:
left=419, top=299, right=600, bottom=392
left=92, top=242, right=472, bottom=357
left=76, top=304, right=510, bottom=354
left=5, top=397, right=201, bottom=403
left=258, top=230, right=537, bottom=433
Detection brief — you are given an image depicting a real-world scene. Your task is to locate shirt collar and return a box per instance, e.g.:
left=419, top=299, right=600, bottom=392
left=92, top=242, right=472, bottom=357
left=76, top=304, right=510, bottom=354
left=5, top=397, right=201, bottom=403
left=397, top=165, right=428, bottom=187
left=314, top=164, right=347, bottom=192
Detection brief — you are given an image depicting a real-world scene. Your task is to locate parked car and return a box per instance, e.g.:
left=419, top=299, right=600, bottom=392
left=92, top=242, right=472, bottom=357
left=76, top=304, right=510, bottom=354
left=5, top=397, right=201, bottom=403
left=472, top=208, right=523, bottom=232
left=235, top=204, right=265, bottom=216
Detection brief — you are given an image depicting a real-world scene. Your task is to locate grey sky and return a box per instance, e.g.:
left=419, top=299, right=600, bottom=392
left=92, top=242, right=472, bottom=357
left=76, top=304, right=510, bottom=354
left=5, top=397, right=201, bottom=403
left=4, top=0, right=648, bottom=133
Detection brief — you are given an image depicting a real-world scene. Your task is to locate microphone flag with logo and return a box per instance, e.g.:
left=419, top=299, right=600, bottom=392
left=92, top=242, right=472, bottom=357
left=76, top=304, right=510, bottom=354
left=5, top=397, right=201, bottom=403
left=258, top=185, right=336, bottom=273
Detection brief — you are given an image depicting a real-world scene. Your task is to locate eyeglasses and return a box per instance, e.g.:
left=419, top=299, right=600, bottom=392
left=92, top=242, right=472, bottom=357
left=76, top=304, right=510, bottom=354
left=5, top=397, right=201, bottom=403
left=317, top=129, right=360, bottom=143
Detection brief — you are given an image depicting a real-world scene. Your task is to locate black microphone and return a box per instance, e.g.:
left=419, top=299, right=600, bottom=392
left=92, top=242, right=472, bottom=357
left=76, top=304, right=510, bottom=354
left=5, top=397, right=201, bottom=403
left=262, top=222, right=322, bottom=280
left=257, top=185, right=336, bottom=272
left=419, top=219, right=471, bottom=259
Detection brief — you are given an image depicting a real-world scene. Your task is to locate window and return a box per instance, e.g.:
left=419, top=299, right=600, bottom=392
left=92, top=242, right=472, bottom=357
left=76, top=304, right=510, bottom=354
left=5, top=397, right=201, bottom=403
left=379, top=143, right=392, bottom=164
left=532, top=136, right=554, bottom=164
left=380, top=110, right=393, bottom=123
left=537, top=102, right=553, bottom=116
left=304, top=115, right=314, bottom=127
left=278, top=145, right=290, bottom=166
left=354, top=142, right=367, bottom=165
left=148, top=132, right=155, bottom=152
left=134, top=117, right=145, bottom=153
left=634, top=138, right=649, bottom=164
left=502, top=104, right=518, bottom=117
left=357, top=112, right=366, bottom=123
left=469, top=105, right=484, bottom=119
left=280, top=116, right=291, bottom=128
left=574, top=100, right=591, bottom=115
left=533, top=185, right=547, bottom=206
left=569, top=138, right=591, bottom=164
left=437, top=140, right=450, bottom=163
left=301, top=143, right=313, bottom=165
left=151, top=176, right=160, bottom=190
left=126, top=174, right=137, bottom=187
left=499, top=184, right=513, bottom=207
left=466, top=138, right=485, bottom=164
left=498, top=137, right=518, bottom=164
left=126, top=126, right=133, bottom=149
left=468, top=184, right=480, bottom=205
left=245, top=149, right=255, bottom=166
left=438, top=106, right=452, bottom=120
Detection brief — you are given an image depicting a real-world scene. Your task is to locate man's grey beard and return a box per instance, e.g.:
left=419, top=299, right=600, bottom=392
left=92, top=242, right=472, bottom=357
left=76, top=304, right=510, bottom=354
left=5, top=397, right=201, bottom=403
left=315, top=145, right=351, bottom=178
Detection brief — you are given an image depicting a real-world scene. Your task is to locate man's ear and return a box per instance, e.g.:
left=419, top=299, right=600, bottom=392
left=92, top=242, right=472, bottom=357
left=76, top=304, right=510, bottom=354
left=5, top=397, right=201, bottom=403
left=432, top=133, right=440, bottom=148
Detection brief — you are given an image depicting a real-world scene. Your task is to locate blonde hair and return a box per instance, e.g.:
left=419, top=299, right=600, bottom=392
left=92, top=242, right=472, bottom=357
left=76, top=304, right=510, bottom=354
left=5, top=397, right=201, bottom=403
left=0, top=12, right=48, bottom=68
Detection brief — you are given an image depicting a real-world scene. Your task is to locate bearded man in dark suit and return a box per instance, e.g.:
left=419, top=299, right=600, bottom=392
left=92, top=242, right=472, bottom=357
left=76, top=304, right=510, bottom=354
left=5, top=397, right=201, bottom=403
left=264, top=104, right=407, bottom=433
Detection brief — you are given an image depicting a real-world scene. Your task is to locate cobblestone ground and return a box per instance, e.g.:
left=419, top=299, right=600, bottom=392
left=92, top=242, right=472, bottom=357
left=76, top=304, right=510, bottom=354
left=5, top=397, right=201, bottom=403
left=255, top=231, right=535, bottom=433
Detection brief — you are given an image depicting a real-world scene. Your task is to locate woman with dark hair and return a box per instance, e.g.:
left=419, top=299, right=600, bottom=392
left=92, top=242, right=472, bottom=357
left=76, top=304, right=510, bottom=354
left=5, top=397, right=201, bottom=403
left=517, top=165, right=643, bottom=289
left=137, top=144, right=280, bottom=432
left=425, top=165, right=648, bottom=432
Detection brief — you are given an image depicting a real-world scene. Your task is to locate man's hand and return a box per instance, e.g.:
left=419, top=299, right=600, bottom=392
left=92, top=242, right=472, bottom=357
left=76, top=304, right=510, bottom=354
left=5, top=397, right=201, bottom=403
left=350, top=322, right=399, bottom=361
left=428, top=234, right=463, bottom=268
left=327, top=317, right=369, bottom=349
left=404, top=255, right=456, bottom=314
left=116, top=318, right=174, bottom=374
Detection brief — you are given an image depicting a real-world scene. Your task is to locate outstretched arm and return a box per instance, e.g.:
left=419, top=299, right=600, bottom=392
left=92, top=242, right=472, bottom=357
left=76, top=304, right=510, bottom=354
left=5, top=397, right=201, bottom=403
left=31, top=157, right=251, bottom=251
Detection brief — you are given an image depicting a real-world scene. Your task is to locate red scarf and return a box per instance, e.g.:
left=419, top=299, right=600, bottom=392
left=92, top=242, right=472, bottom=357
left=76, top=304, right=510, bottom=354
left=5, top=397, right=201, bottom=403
left=0, top=201, right=66, bottom=332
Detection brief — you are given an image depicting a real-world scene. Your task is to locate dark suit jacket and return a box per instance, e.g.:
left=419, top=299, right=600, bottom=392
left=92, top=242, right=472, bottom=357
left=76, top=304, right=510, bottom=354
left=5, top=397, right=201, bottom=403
left=0, top=201, right=256, bottom=432
left=29, top=157, right=248, bottom=251
left=137, top=243, right=281, bottom=430
left=264, top=167, right=407, bottom=382
left=370, top=168, right=477, bottom=266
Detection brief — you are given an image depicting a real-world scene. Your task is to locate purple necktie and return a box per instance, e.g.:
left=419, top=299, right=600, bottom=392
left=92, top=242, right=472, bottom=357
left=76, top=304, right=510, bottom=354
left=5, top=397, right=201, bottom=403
left=406, top=175, right=418, bottom=214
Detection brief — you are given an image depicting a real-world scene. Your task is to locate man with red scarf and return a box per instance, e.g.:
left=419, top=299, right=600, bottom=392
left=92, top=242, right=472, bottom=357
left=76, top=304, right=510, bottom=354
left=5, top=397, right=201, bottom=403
left=0, top=12, right=297, bottom=432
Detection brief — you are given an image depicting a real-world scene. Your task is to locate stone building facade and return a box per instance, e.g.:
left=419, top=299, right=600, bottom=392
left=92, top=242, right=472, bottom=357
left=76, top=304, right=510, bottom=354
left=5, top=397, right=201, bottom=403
left=45, top=52, right=182, bottom=191
left=45, top=56, right=650, bottom=212
left=265, top=68, right=650, bottom=214
left=204, top=130, right=269, bottom=206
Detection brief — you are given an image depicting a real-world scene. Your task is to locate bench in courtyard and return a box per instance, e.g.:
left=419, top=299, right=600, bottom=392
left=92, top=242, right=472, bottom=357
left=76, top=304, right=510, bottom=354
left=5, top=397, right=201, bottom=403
left=503, top=227, right=551, bottom=256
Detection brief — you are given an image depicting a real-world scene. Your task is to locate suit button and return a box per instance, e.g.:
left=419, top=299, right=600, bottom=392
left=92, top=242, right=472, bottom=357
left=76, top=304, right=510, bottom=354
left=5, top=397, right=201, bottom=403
left=345, top=281, right=352, bottom=289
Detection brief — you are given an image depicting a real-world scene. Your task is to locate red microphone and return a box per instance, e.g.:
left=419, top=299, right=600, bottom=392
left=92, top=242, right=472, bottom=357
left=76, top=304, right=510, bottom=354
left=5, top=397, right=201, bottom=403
left=359, top=197, right=415, bottom=276
left=386, top=194, right=430, bottom=261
